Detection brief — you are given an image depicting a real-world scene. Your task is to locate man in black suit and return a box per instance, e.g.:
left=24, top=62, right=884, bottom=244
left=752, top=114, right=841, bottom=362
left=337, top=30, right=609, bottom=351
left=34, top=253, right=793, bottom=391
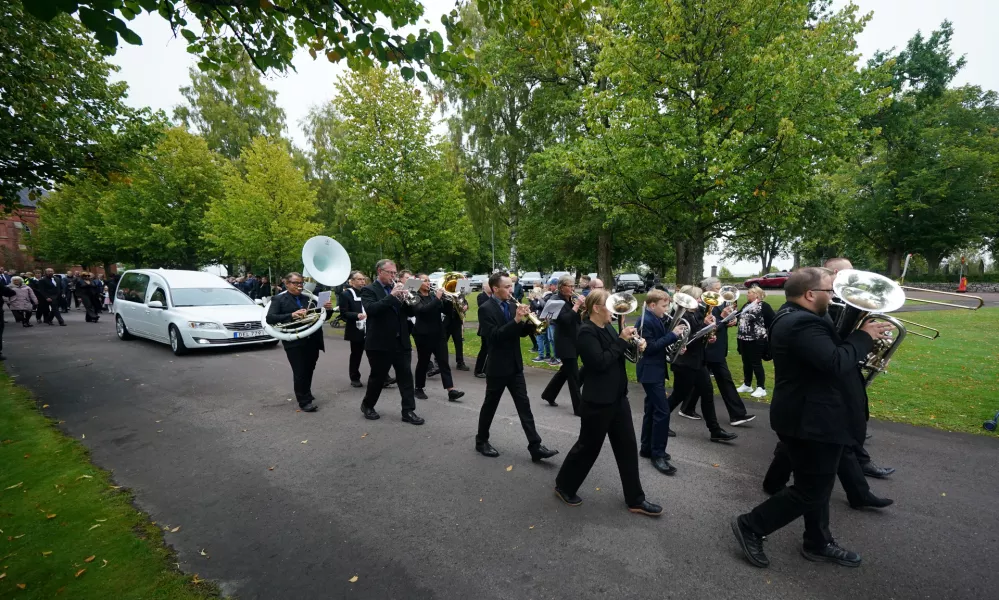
left=472, top=281, right=492, bottom=378
left=412, top=273, right=464, bottom=402
left=265, top=272, right=334, bottom=412
left=339, top=270, right=368, bottom=388
left=732, top=268, right=893, bottom=569
left=475, top=272, right=558, bottom=462
left=37, top=268, right=66, bottom=326
left=359, top=259, right=424, bottom=425
left=541, top=275, right=584, bottom=414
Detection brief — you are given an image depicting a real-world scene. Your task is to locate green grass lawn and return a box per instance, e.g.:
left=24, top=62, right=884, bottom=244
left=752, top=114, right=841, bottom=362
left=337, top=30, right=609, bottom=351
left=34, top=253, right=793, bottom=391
left=440, top=299, right=999, bottom=435
left=0, top=372, right=219, bottom=599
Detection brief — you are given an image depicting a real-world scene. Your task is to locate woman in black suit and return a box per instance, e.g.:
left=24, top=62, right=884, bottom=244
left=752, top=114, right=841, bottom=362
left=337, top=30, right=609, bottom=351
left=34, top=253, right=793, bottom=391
left=554, top=289, right=662, bottom=517
left=667, top=285, right=738, bottom=442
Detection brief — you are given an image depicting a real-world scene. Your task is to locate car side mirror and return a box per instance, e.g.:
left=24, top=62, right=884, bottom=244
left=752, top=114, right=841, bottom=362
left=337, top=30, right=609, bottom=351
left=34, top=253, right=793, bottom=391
left=147, top=300, right=165, bottom=309
left=254, top=298, right=264, bottom=306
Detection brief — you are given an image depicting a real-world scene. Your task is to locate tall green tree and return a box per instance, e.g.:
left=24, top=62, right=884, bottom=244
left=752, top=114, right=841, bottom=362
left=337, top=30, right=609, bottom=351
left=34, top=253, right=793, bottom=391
left=204, top=137, right=321, bottom=273
left=100, top=128, right=225, bottom=269
left=0, top=1, right=158, bottom=208
left=34, top=174, right=122, bottom=272
left=574, top=0, right=882, bottom=283
left=307, top=68, right=475, bottom=272
left=174, top=54, right=287, bottom=161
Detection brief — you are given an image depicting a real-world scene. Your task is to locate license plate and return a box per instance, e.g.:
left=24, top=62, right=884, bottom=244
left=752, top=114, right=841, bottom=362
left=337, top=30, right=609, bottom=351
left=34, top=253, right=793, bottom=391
left=233, top=330, right=265, bottom=338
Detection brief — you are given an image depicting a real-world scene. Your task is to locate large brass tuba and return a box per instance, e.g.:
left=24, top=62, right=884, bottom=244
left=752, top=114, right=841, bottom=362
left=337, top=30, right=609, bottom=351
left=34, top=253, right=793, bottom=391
left=831, top=269, right=910, bottom=387
left=432, top=272, right=470, bottom=320
left=260, top=236, right=351, bottom=341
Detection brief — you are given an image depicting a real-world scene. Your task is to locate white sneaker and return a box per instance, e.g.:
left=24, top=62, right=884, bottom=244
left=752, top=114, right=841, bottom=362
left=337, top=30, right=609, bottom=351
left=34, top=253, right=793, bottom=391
left=736, top=384, right=753, bottom=393
left=751, top=387, right=767, bottom=398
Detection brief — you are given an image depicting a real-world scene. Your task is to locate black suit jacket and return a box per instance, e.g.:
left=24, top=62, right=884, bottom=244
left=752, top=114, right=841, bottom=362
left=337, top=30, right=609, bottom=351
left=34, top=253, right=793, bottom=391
left=476, top=291, right=490, bottom=335
left=479, top=296, right=533, bottom=377
left=265, top=291, right=325, bottom=350
left=338, top=288, right=365, bottom=343
left=360, top=281, right=415, bottom=352
left=442, top=295, right=464, bottom=330
left=577, top=320, right=631, bottom=405
left=551, top=293, right=582, bottom=360
left=0, top=283, right=15, bottom=312
left=768, top=302, right=873, bottom=446
left=413, top=293, right=444, bottom=338
left=37, top=276, right=62, bottom=301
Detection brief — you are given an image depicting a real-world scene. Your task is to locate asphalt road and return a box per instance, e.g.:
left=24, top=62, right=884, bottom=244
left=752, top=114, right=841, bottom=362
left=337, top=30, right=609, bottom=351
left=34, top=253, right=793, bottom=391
left=5, top=311, right=998, bottom=600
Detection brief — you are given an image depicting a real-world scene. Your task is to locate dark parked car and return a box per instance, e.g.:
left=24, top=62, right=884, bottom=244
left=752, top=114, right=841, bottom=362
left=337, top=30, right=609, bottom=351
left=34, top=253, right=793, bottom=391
left=615, top=273, right=646, bottom=293
left=743, top=272, right=791, bottom=289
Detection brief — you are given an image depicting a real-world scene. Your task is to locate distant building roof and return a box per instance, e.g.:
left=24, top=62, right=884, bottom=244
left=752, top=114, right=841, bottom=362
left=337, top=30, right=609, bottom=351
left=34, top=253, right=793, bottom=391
left=16, top=189, right=49, bottom=208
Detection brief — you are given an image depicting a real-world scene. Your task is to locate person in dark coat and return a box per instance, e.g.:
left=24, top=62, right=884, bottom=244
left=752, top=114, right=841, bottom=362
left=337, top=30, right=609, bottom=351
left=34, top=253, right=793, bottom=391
left=731, top=267, right=893, bottom=569
left=412, top=273, right=464, bottom=402
left=75, top=272, right=101, bottom=322
left=541, top=275, right=584, bottom=414
left=553, top=289, right=662, bottom=517
left=0, top=280, right=17, bottom=359
left=358, top=259, right=423, bottom=425
left=472, top=281, right=492, bottom=378
left=636, top=289, right=687, bottom=475
left=266, top=272, right=332, bottom=412
left=339, top=270, right=368, bottom=387
left=667, top=285, right=737, bottom=443
left=36, top=268, right=66, bottom=326
left=442, top=286, right=469, bottom=371
left=474, top=272, right=558, bottom=462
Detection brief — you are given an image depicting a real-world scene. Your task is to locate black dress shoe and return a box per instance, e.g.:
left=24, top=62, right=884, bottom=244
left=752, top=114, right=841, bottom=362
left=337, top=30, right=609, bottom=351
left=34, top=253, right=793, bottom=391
left=554, top=487, right=582, bottom=506
left=415, top=388, right=429, bottom=400
left=456, top=363, right=470, bottom=371
left=543, top=398, right=558, bottom=407
left=628, top=500, right=663, bottom=516
left=300, top=403, right=318, bottom=412
left=58, top=322, right=66, bottom=326
left=447, top=389, right=465, bottom=402
left=475, top=441, right=500, bottom=457
left=668, top=428, right=676, bottom=438
left=732, top=516, right=770, bottom=568
left=383, top=377, right=397, bottom=388
left=710, top=429, right=738, bottom=443
left=801, top=542, right=862, bottom=567
left=474, top=372, right=486, bottom=379
left=361, top=404, right=380, bottom=420
left=401, top=410, right=425, bottom=425
left=862, top=463, right=895, bottom=479
left=350, top=380, right=364, bottom=388
left=849, top=493, right=894, bottom=510
left=639, top=449, right=651, bottom=458
left=530, top=445, right=559, bottom=462
left=427, top=368, right=440, bottom=378
left=651, top=457, right=677, bottom=476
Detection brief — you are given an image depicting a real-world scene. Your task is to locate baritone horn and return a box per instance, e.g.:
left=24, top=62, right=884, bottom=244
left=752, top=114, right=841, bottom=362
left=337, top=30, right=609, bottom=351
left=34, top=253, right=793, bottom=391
left=664, top=292, right=698, bottom=363
left=606, top=292, right=643, bottom=362
left=261, top=236, right=351, bottom=341
left=432, top=272, right=470, bottom=320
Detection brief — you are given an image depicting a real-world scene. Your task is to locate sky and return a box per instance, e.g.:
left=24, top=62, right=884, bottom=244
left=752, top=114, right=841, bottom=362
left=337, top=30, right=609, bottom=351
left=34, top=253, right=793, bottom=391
left=106, top=1, right=998, bottom=277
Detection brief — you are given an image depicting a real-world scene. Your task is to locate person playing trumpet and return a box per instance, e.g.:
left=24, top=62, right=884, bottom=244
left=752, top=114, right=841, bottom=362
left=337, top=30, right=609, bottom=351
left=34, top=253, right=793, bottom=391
left=413, top=273, right=465, bottom=402
left=637, top=290, right=688, bottom=476
left=266, top=272, right=335, bottom=413
left=540, top=275, right=585, bottom=414
left=554, top=289, right=662, bottom=517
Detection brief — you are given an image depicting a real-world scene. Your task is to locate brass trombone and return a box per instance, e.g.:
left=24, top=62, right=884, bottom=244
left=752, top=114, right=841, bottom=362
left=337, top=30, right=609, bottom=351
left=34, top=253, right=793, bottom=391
left=891, top=254, right=984, bottom=339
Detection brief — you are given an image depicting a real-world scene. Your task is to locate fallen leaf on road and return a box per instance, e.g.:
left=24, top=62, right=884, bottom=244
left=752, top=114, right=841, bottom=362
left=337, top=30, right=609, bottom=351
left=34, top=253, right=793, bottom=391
left=529, top=525, right=535, bottom=530
left=192, top=574, right=203, bottom=583
left=506, top=465, right=513, bottom=472
left=155, top=420, right=162, bottom=423
left=349, top=575, right=358, bottom=583
left=360, top=433, right=368, bottom=439
left=301, top=440, right=308, bottom=444
left=81, top=434, right=85, bottom=439
left=170, top=526, right=180, bottom=533
left=16, top=583, right=25, bottom=589
left=42, top=551, right=52, bottom=556
left=199, top=549, right=209, bottom=558
left=88, top=524, right=101, bottom=531
left=241, top=429, right=247, bottom=432
left=296, top=410, right=301, bottom=413
left=268, top=466, right=275, bottom=471
left=46, top=514, right=57, bottom=519
left=249, top=413, right=254, bottom=416
left=75, top=568, right=86, bottom=578
left=157, top=430, right=163, bottom=433
left=479, top=498, right=483, bottom=502
left=596, top=488, right=600, bottom=491
left=84, top=555, right=95, bottom=563
left=5, top=482, right=23, bottom=490
left=712, top=463, right=720, bottom=468
left=941, top=492, right=947, bottom=497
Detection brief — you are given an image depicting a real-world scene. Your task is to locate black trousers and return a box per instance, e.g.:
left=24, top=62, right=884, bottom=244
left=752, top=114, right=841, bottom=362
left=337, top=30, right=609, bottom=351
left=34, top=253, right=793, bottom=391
left=555, top=396, right=646, bottom=506
left=40, top=299, right=65, bottom=324
left=740, top=339, right=766, bottom=388
left=58, top=293, right=69, bottom=312
left=699, top=360, right=748, bottom=421
left=668, top=365, right=722, bottom=433
left=743, top=435, right=841, bottom=549
left=348, top=339, right=365, bottom=382
left=476, top=371, right=542, bottom=450
left=542, top=357, right=581, bottom=414
left=474, top=336, right=489, bottom=374
left=363, top=348, right=416, bottom=413
left=284, top=343, right=320, bottom=407
left=763, top=440, right=871, bottom=505
left=415, top=334, right=453, bottom=390
left=81, top=294, right=99, bottom=321
left=444, top=322, right=465, bottom=366
left=73, top=290, right=82, bottom=308
left=12, top=310, right=32, bottom=325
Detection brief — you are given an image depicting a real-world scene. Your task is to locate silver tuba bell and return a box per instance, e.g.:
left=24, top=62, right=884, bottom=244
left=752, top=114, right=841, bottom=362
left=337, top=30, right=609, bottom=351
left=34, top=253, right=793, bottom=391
left=606, top=292, right=642, bottom=363
left=664, top=292, right=698, bottom=363
left=261, top=236, right=351, bottom=342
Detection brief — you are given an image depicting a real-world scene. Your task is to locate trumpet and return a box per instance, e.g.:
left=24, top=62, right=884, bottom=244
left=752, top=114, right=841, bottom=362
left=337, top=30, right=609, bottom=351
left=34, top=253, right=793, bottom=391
left=515, top=299, right=548, bottom=335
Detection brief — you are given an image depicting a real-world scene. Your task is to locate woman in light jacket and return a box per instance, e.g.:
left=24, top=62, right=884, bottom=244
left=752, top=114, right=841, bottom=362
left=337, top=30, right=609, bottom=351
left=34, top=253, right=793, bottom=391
left=7, top=276, right=38, bottom=327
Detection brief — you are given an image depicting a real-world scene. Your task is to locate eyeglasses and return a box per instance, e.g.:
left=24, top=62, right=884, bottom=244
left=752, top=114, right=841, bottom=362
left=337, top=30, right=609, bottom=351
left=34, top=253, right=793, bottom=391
left=380, top=269, right=398, bottom=276
left=810, top=289, right=834, bottom=294
left=287, top=281, right=304, bottom=287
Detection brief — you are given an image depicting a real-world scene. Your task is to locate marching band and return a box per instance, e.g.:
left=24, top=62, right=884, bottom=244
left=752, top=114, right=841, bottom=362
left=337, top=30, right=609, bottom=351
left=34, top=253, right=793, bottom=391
left=263, top=237, right=992, bottom=570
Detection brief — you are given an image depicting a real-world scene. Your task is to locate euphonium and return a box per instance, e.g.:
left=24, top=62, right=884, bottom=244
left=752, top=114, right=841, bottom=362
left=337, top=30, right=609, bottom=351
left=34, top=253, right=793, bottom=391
left=664, top=292, right=698, bottom=363
left=606, top=292, right=642, bottom=362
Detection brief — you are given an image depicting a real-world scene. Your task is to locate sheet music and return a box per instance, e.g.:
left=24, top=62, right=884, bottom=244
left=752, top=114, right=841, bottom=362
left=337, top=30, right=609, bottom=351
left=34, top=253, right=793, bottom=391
left=539, top=300, right=565, bottom=321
